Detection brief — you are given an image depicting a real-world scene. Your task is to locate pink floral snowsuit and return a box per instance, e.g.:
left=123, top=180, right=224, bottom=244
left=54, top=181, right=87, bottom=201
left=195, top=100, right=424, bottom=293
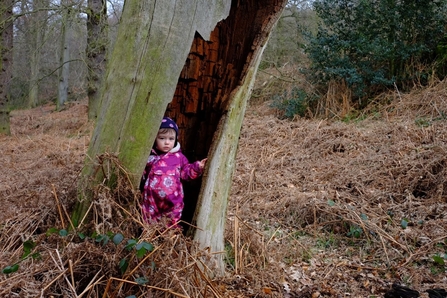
left=140, top=147, right=204, bottom=227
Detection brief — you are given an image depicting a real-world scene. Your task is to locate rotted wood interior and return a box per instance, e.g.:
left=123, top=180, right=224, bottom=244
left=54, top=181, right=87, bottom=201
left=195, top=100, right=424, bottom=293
left=165, top=0, right=286, bottom=228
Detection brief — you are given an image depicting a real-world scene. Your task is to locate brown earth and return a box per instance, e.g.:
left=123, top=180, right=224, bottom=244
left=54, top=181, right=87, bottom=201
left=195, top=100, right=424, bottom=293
left=0, top=81, right=446, bottom=297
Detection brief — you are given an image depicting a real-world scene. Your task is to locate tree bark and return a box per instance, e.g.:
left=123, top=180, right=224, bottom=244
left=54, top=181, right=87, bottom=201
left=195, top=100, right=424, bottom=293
left=0, top=0, right=13, bottom=135
left=73, top=0, right=233, bottom=226
left=57, top=1, right=72, bottom=111
left=86, top=0, right=107, bottom=120
left=73, top=0, right=287, bottom=275
left=28, top=0, right=48, bottom=108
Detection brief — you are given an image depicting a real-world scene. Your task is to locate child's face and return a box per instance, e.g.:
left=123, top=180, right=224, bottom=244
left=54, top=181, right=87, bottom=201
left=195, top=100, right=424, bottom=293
left=155, top=129, right=176, bottom=153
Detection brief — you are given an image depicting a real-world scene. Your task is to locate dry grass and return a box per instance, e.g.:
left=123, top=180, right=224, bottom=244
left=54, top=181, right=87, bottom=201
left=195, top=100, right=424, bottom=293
left=1, top=80, right=447, bottom=297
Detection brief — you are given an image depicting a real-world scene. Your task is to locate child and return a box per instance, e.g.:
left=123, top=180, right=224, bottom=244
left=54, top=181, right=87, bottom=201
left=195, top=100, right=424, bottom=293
left=139, top=117, right=207, bottom=228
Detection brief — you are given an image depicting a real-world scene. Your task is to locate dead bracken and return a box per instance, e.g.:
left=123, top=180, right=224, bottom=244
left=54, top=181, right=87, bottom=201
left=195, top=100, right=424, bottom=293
left=1, top=79, right=447, bottom=296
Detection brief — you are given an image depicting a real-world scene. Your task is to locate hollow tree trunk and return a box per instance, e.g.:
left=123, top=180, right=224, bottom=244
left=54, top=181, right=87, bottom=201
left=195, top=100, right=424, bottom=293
left=73, top=0, right=233, bottom=225
left=171, top=2, right=288, bottom=275
left=73, top=0, right=287, bottom=276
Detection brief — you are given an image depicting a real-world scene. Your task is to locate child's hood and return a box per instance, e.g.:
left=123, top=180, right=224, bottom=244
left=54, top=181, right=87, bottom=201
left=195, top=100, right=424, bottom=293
left=170, top=142, right=181, bottom=153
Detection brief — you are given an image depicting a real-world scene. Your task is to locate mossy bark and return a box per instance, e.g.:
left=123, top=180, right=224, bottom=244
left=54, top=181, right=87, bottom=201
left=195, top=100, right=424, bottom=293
left=72, top=0, right=231, bottom=225
left=192, top=65, right=261, bottom=276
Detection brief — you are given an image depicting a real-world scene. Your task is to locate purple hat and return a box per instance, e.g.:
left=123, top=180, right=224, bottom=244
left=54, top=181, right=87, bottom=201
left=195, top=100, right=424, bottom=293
left=160, top=117, right=179, bottom=146
left=160, top=117, right=179, bottom=135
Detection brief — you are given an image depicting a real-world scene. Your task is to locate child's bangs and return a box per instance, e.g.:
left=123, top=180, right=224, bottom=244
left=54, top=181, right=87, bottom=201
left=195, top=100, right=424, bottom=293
left=158, top=128, right=176, bottom=136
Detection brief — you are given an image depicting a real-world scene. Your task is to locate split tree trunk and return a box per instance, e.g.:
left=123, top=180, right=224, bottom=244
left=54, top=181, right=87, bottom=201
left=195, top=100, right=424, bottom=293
left=73, top=0, right=234, bottom=225
left=171, top=2, right=288, bottom=275
left=73, top=0, right=287, bottom=276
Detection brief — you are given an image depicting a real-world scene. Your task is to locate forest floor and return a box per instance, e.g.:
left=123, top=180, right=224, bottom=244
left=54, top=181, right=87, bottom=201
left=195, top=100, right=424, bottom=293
left=1, top=80, right=447, bottom=297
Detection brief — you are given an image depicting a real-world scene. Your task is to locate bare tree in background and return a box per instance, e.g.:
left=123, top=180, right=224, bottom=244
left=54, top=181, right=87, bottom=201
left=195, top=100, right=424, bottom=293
left=86, top=0, right=107, bottom=120
left=57, top=0, right=73, bottom=110
left=263, top=0, right=316, bottom=67
left=28, top=0, right=49, bottom=108
left=0, top=0, right=13, bottom=135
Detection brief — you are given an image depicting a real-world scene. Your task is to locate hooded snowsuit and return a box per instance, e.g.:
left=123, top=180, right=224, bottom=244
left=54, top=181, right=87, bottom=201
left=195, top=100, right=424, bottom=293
left=140, top=143, right=204, bottom=226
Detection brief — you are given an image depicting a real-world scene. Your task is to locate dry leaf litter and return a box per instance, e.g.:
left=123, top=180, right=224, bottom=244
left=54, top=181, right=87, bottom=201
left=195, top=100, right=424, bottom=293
left=1, top=81, right=447, bottom=297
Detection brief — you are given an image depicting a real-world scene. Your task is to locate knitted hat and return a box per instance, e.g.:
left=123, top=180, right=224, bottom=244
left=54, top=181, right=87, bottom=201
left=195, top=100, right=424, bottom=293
left=160, top=117, right=178, bottom=134
left=159, top=117, right=179, bottom=145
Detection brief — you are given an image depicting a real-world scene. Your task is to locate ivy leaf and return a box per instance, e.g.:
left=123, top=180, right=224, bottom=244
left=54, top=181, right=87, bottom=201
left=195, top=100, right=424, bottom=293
left=95, top=234, right=110, bottom=246
left=135, top=242, right=154, bottom=258
left=113, top=233, right=124, bottom=245
left=135, top=277, right=149, bottom=285
left=135, top=246, right=147, bottom=259
left=140, top=241, right=154, bottom=252
left=102, top=235, right=110, bottom=246
left=126, top=239, right=137, bottom=251
left=432, top=255, right=445, bottom=266
left=135, top=242, right=144, bottom=251
left=401, top=218, right=409, bottom=229
left=2, top=264, right=19, bottom=274
left=46, top=227, right=59, bottom=236
left=22, top=240, right=35, bottom=259
left=119, top=258, right=129, bottom=275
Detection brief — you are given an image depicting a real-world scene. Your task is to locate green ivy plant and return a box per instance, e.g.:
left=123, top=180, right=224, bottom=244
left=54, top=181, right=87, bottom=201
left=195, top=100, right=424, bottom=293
left=2, top=228, right=155, bottom=278
left=2, top=240, right=41, bottom=274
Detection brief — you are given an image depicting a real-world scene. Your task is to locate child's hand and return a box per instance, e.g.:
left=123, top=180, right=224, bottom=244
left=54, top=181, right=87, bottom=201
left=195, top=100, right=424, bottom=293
left=199, top=158, right=207, bottom=169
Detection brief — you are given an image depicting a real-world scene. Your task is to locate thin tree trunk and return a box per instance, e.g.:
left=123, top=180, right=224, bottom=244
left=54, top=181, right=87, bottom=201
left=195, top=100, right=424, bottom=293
left=0, top=0, right=13, bottom=135
left=57, top=2, right=72, bottom=111
left=86, top=0, right=107, bottom=120
left=28, top=0, right=48, bottom=108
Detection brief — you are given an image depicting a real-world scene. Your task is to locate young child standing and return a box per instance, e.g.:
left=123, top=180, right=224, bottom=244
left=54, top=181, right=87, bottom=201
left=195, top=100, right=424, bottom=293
left=139, top=117, right=207, bottom=228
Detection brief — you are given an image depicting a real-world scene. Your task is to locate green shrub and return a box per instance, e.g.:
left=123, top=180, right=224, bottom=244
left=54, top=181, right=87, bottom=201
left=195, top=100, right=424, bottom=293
left=270, top=87, right=310, bottom=119
left=304, top=0, right=447, bottom=104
